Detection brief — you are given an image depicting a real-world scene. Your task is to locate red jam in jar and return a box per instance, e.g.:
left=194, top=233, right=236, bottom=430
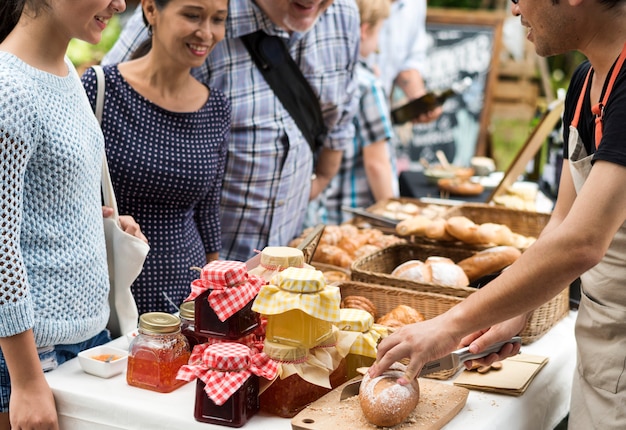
left=192, top=343, right=260, bottom=427
left=127, top=312, right=191, bottom=393
left=194, top=288, right=259, bottom=340
left=179, top=301, right=209, bottom=350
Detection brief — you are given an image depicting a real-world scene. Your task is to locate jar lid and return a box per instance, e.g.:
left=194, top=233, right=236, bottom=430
left=179, top=301, right=195, bottom=320
left=138, top=312, right=181, bottom=334
left=204, top=342, right=252, bottom=371
left=270, top=267, right=325, bottom=293
left=337, top=308, right=373, bottom=332
left=260, top=246, right=304, bottom=270
left=263, top=340, right=307, bottom=362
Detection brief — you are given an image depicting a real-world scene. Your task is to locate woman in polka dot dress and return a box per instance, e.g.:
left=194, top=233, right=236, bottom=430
left=82, top=0, right=230, bottom=315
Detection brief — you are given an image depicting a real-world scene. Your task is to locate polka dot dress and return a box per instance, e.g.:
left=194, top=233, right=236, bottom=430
left=82, top=65, right=230, bottom=315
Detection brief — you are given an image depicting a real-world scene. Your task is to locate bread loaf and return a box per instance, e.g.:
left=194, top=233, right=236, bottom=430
left=359, top=365, right=420, bottom=427
left=312, top=244, right=352, bottom=268
left=426, top=256, right=469, bottom=288
left=377, top=304, right=425, bottom=328
left=457, top=245, right=522, bottom=282
left=395, top=215, right=432, bottom=237
left=390, top=260, right=431, bottom=284
left=445, top=216, right=483, bottom=244
left=424, top=218, right=456, bottom=241
left=476, top=223, right=514, bottom=245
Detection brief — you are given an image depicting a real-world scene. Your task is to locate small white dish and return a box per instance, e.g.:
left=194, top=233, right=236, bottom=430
left=78, top=345, right=128, bottom=378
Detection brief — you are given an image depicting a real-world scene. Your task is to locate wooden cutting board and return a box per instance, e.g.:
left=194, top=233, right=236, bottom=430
left=291, top=378, right=469, bottom=430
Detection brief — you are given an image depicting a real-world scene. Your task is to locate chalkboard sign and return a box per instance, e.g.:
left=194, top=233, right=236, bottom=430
left=403, top=9, right=505, bottom=167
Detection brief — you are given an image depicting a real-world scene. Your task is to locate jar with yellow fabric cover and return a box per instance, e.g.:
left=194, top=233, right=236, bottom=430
left=336, top=308, right=388, bottom=379
left=252, top=267, right=340, bottom=349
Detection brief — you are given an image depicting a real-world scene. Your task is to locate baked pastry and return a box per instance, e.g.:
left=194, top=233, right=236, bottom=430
left=313, top=244, right=353, bottom=269
left=377, top=304, right=425, bottom=328
left=457, top=245, right=522, bottom=282
left=476, top=222, right=514, bottom=245
left=424, top=218, right=456, bottom=241
left=322, top=270, right=349, bottom=284
left=445, top=216, right=484, bottom=244
left=359, top=364, right=420, bottom=427
left=437, top=178, right=484, bottom=196
left=395, top=214, right=432, bottom=237
left=391, top=260, right=431, bottom=284
left=426, top=256, right=469, bottom=288
left=340, top=295, right=378, bottom=320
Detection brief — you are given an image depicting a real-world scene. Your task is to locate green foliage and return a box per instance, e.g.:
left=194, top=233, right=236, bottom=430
left=66, top=16, right=122, bottom=67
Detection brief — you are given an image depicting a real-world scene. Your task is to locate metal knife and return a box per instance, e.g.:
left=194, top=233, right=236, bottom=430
left=339, top=336, right=521, bottom=401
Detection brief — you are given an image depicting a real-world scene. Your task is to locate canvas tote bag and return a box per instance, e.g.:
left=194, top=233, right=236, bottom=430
left=92, top=65, right=150, bottom=338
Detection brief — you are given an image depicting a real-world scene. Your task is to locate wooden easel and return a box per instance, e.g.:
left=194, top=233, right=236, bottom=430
left=486, top=97, right=565, bottom=202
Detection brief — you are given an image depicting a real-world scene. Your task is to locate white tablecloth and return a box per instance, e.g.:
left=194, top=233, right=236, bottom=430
left=45, top=311, right=577, bottom=430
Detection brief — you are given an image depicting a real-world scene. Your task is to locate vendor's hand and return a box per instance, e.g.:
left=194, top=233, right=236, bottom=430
left=102, top=207, right=148, bottom=244
left=368, top=318, right=459, bottom=385
left=459, top=314, right=526, bottom=370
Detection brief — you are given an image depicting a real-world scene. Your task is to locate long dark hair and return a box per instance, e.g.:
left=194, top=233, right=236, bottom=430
left=130, top=0, right=171, bottom=59
left=0, top=0, right=49, bottom=43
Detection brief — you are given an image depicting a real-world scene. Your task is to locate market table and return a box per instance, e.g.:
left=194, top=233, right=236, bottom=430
left=45, top=311, right=577, bottom=430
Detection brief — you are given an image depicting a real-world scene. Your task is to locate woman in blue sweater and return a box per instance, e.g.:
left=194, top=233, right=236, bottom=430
left=0, top=1, right=145, bottom=429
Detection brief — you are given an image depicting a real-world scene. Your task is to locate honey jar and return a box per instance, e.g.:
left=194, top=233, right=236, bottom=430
left=252, top=267, right=340, bottom=349
left=336, top=308, right=387, bottom=379
left=186, top=261, right=264, bottom=340
left=248, top=246, right=310, bottom=282
left=176, top=342, right=278, bottom=428
left=127, top=312, right=191, bottom=393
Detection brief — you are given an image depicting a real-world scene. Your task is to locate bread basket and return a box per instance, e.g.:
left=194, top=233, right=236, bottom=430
left=350, top=243, right=569, bottom=344
left=337, top=281, right=463, bottom=379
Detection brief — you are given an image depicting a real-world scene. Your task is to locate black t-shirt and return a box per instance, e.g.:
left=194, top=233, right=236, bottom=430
left=562, top=59, right=626, bottom=167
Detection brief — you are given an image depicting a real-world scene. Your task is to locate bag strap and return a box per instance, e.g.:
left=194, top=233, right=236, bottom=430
left=92, top=65, right=120, bottom=221
left=241, top=31, right=327, bottom=154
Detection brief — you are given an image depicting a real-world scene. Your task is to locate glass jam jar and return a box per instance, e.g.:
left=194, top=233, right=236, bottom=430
left=253, top=267, right=340, bottom=349
left=179, top=301, right=209, bottom=350
left=193, top=343, right=260, bottom=428
left=336, top=308, right=386, bottom=379
left=127, top=312, right=191, bottom=393
left=259, top=341, right=334, bottom=418
left=248, top=246, right=307, bottom=282
left=191, top=261, right=263, bottom=340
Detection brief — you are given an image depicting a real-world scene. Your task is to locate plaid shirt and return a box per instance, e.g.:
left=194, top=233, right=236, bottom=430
left=103, top=1, right=360, bottom=261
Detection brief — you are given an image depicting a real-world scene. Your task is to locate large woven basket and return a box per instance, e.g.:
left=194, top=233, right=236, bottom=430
left=350, top=243, right=478, bottom=298
left=337, top=281, right=463, bottom=379
left=444, top=203, right=550, bottom=239
left=350, top=243, right=570, bottom=344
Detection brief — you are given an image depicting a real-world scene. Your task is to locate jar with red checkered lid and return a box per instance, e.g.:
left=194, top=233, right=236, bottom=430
left=176, top=342, right=278, bottom=427
left=185, top=260, right=264, bottom=340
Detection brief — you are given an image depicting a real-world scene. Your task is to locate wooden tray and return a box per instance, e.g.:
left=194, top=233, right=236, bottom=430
left=291, top=377, right=469, bottom=430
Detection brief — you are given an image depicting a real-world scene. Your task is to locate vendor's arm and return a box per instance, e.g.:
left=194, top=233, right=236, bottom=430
left=0, top=331, right=58, bottom=430
left=363, top=140, right=395, bottom=201
left=370, top=159, right=626, bottom=383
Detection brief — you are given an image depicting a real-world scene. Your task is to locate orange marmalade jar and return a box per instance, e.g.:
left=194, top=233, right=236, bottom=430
left=127, top=312, right=191, bottom=393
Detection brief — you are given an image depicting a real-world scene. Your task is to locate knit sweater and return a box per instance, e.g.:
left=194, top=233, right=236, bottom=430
left=0, top=52, right=109, bottom=347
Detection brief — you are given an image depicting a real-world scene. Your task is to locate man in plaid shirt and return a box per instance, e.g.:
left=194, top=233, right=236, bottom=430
left=103, top=0, right=360, bottom=262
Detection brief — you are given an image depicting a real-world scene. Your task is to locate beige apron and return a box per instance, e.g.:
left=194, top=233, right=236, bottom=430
left=567, top=49, right=626, bottom=429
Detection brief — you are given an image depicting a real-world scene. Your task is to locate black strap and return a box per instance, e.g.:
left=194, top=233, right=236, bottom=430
left=241, top=31, right=327, bottom=154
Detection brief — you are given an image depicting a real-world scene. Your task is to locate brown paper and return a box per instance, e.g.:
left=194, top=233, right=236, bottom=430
left=453, top=353, right=548, bottom=396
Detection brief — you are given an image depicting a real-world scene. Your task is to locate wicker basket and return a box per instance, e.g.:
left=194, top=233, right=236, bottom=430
left=337, top=281, right=463, bottom=379
left=350, top=243, right=478, bottom=298
left=350, top=243, right=570, bottom=344
left=444, top=203, right=550, bottom=239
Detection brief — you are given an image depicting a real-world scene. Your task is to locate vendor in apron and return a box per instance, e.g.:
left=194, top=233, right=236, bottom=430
left=368, top=1, right=626, bottom=428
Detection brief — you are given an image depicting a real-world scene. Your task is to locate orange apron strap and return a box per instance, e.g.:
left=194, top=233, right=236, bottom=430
left=572, top=67, right=593, bottom=129
left=591, top=42, right=626, bottom=149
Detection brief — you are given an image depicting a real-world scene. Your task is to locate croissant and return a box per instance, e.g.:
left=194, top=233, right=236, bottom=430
left=377, top=305, right=425, bottom=328
left=340, top=295, right=378, bottom=320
